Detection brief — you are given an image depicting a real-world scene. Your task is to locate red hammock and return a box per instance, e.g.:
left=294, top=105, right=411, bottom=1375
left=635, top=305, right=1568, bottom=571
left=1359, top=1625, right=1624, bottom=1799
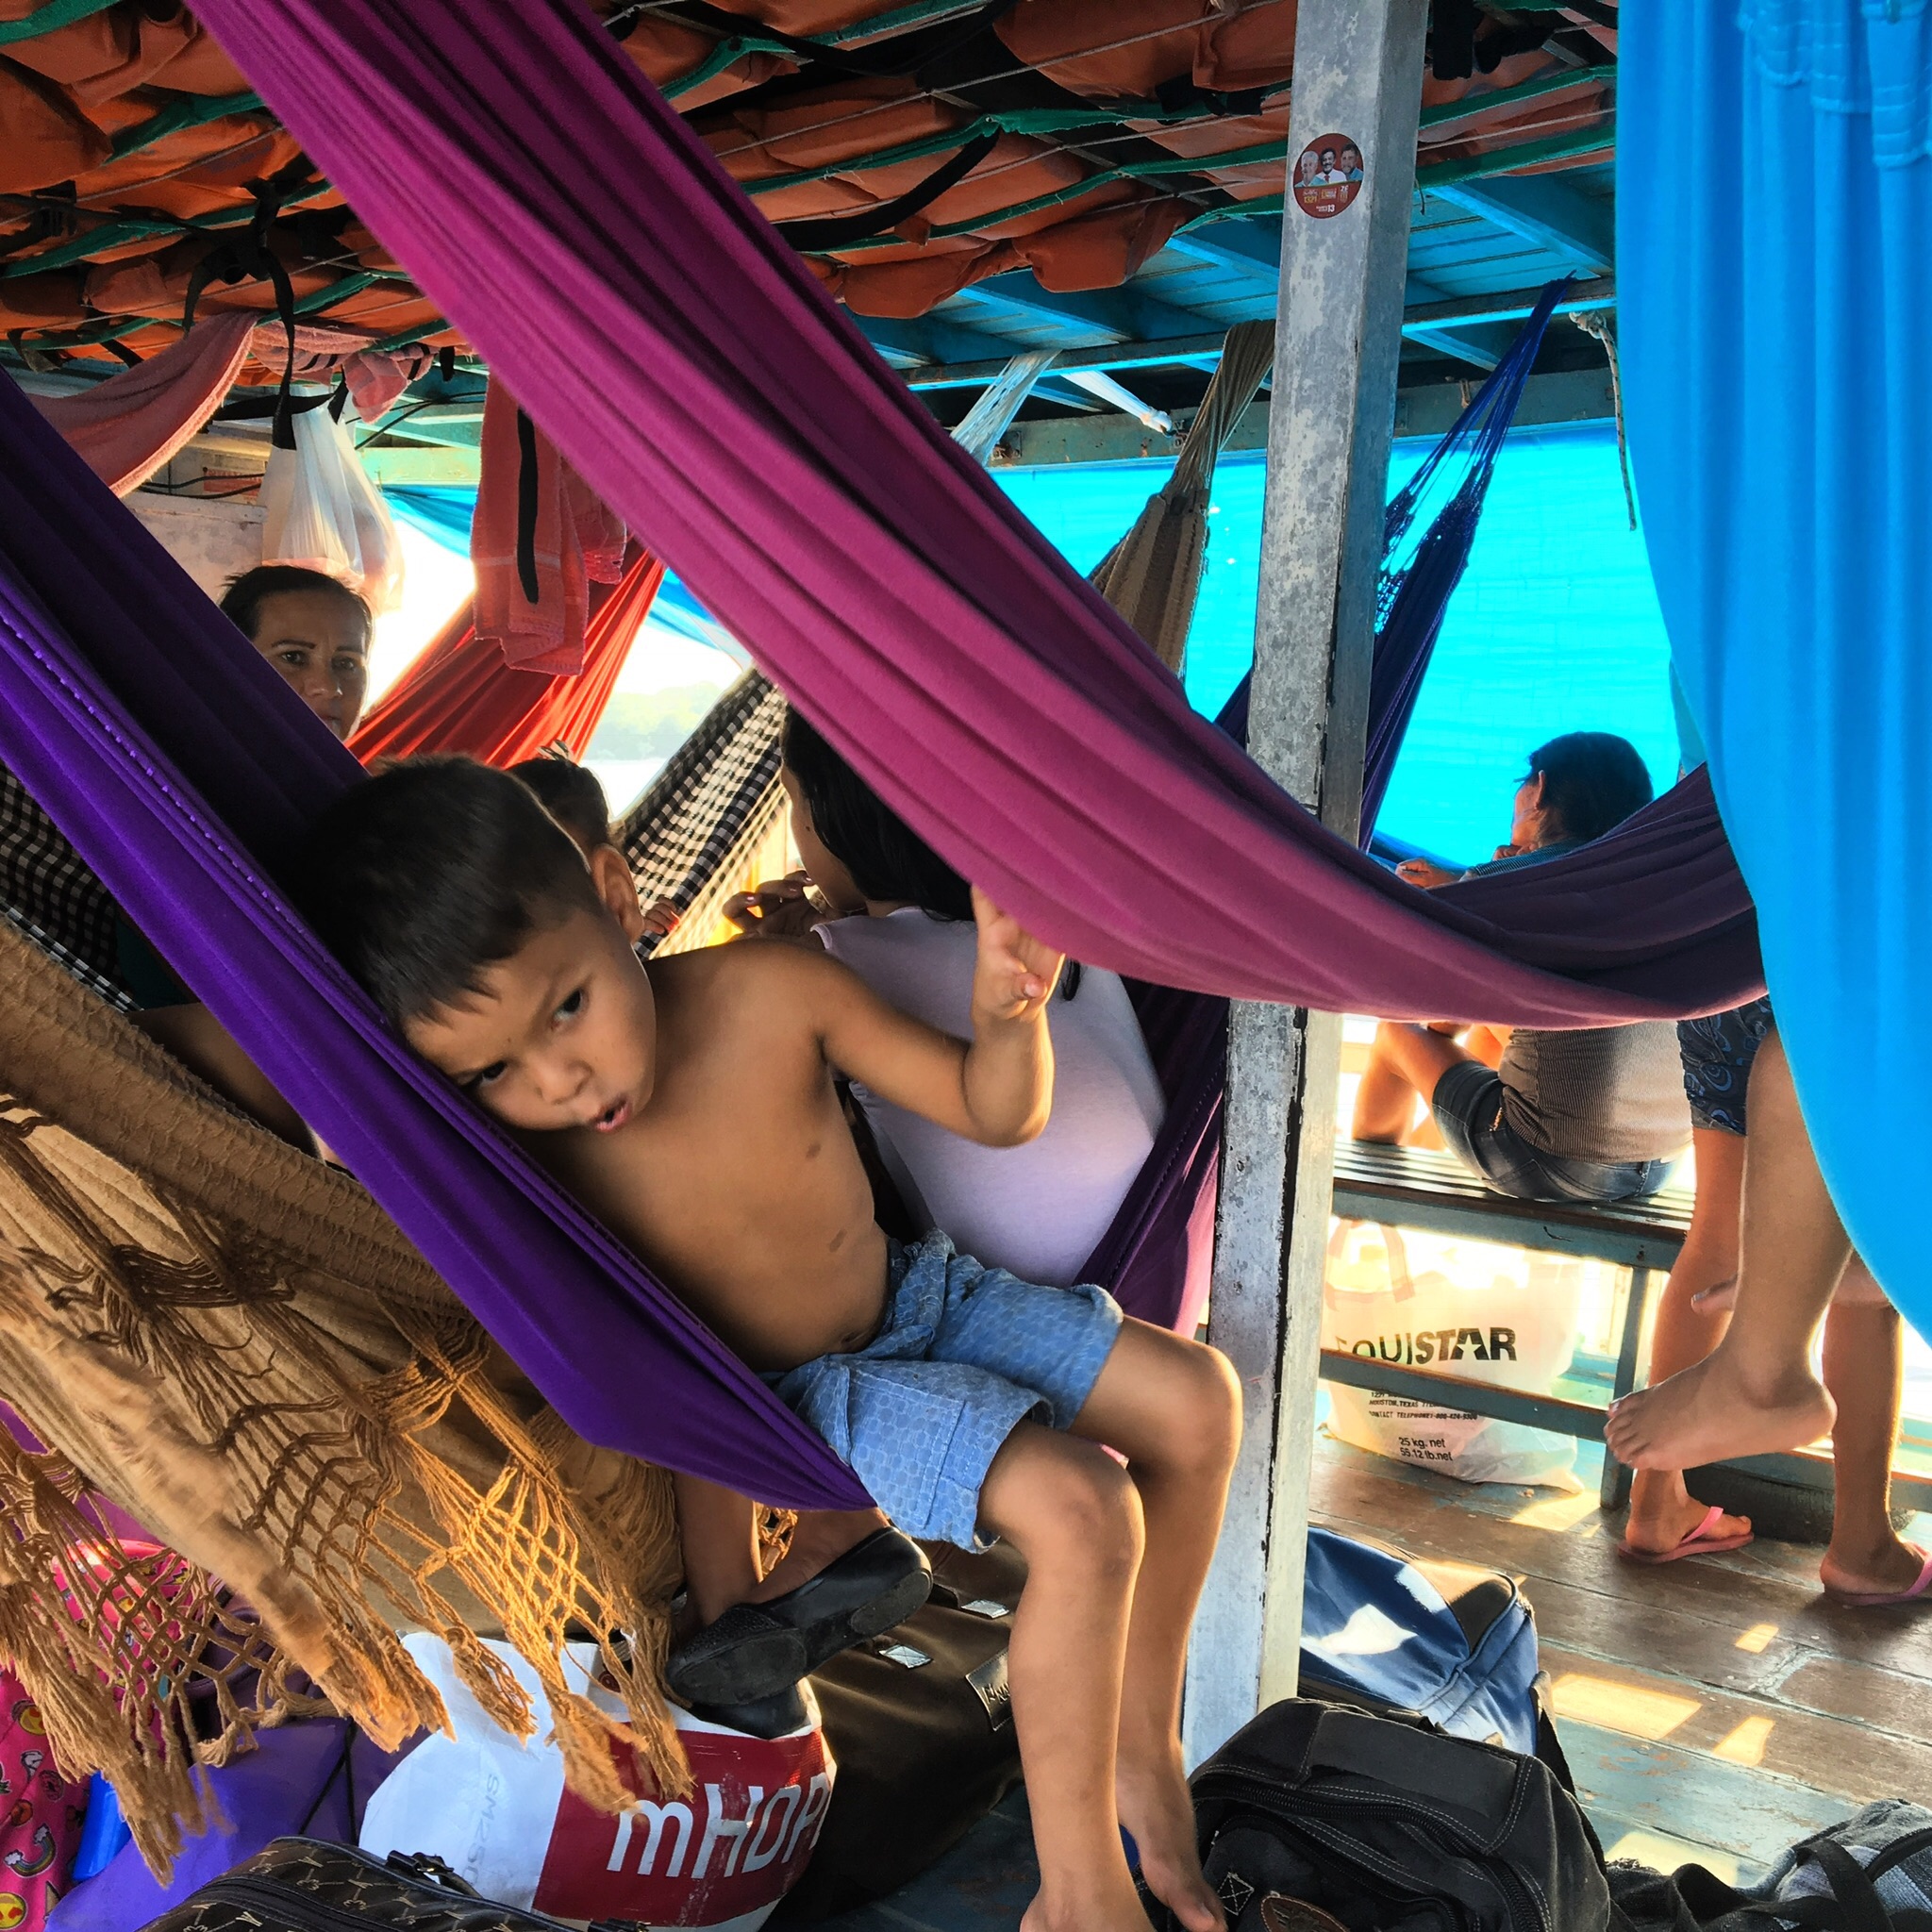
left=350, top=548, right=665, bottom=766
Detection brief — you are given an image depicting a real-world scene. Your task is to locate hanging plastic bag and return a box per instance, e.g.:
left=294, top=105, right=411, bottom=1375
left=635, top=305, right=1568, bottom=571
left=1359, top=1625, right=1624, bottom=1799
left=359, top=1635, right=833, bottom=1932
left=1322, top=1219, right=1585, bottom=1491
left=258, top=404, right=405, bottom=615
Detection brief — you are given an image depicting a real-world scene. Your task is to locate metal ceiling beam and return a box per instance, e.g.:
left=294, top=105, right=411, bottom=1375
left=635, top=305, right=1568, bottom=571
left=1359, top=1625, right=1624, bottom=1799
left=1162, top=215, right=1285, bottom=278
left=989, top=362, right=1621, bottom=466
left=1400, top=273, right=1503, bottom=370
left=883, top=278, right=1612, bottom=390
left=854, top=310, right=1020, bottom=368
left=903, top=330, right=1228, bottom=390
left=1426, top=174, right=1613, bottom=275
left=1403, top=324, right=1506, bottom=370
left=953, top=269, right=1205, bottom=344
left=1404, top=275, right=1614, bottom=330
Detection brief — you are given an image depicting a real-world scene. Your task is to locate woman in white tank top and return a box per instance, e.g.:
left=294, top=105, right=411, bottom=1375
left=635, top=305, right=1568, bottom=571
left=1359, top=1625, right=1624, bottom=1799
left=668, top=713, right=1174, bottom=1716
left=756, top=710, right=1167, bottom=1286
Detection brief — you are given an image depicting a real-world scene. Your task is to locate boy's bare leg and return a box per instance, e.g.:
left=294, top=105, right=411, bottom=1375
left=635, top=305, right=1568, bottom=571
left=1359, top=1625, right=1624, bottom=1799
left=673, top=1471, right=766, bottom=1626
left=1352, top=1023, right=1474, bottom=1144
left=1624, top=1126, right=1753, bottom=1554
left=977, top=1422, right=1150, bottom=1932
left=1607, top=1029, right=1841, bottom=1470
left=1818, top=1262, right=1924, bottom=1599
left=1071, top=1320, right=1241, bottom=1932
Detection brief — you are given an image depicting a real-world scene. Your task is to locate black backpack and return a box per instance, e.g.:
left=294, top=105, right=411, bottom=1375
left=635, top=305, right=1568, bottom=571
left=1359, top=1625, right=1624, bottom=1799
left=1151, top=1697, right=1613, bottom=1932
left=1607, top=1816, right=1932, bottom=1932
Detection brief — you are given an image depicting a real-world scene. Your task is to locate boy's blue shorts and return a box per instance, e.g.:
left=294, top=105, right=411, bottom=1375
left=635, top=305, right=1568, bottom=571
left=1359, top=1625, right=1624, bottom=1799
left=770, top=1230, right=1124, bottom=1550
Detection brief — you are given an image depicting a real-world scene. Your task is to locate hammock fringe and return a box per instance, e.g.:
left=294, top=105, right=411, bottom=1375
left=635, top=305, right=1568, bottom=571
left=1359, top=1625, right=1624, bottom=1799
left=0, top=916, right=686, bottom=1876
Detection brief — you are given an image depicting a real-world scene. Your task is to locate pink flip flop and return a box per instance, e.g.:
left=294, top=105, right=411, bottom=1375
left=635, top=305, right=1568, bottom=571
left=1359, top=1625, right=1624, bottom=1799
left=1824, top=1543, right=1932, bottom=1607
left=1618, top=1502, right=1755, bottom=1565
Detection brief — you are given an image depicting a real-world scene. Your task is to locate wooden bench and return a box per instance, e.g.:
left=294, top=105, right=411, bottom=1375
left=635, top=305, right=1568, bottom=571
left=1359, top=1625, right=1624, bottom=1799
left=1321, top=1141, right=1932, bottom=1518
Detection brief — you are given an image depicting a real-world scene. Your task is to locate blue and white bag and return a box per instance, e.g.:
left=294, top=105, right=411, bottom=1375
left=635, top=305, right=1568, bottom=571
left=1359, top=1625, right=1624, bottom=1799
left=1298, top=1526, right=1542, bottom=1756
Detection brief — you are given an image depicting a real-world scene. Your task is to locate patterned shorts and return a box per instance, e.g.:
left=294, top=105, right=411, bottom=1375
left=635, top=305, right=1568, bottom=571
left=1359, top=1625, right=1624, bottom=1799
left=1676, top=996, right=1775, bottom=1136
left=771, top=1230, right=1124, bottom=1550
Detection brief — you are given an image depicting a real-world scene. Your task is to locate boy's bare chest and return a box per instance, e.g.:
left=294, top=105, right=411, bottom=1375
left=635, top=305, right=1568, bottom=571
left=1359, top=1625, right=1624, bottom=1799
left=544, top=1023, right=887, bottom=1367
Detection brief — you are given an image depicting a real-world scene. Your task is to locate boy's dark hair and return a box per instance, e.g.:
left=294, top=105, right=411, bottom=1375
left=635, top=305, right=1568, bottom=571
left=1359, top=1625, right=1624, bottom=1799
left=220, top=565, right=372, bottom=647
left=1525, top=731, right=1654, bottom=845
left=291, top=756, right=602, bottom=1030
left=780, top=708, right=972, bottom=922
left=510, top=754, right=612, bottom=855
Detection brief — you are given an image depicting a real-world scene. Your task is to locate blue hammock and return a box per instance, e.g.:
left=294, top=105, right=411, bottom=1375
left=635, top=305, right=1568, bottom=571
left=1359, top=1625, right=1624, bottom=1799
left=1622, top=0, right=1932, bottom=1320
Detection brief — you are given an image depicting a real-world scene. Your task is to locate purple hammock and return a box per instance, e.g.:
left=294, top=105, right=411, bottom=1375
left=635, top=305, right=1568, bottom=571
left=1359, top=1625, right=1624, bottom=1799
left=0, top=17, right=1758, bottom=1512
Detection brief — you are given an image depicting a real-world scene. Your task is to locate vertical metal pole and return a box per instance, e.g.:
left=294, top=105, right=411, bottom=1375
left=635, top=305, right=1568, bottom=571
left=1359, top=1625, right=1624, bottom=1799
left=1599, top=1265, right=1651, bottom=1510
left=1182, top=0, right=1428, bottom=1765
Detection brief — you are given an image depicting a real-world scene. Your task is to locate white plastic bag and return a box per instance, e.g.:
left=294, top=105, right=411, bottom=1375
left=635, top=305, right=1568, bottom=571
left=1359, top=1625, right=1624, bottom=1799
left=258, top=406, right=405, bottom=614
left=1322, top=1219, right=1585, bottom=1490
left=360, top=1636, right=834, bottom=1932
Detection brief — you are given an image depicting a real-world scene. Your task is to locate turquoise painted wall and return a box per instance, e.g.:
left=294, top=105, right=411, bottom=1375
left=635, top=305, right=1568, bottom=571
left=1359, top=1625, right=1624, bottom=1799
left=994, top=419, right=1679, bottom=867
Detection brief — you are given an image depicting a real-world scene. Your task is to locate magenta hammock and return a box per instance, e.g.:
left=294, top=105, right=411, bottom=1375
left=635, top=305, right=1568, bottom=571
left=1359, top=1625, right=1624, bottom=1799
left=192, top=0, right=1757, bottom=1028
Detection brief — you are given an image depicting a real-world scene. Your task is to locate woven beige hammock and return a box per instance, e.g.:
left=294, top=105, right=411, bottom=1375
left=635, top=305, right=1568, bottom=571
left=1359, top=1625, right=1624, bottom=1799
left=0, top=913, right=685, bottom=1879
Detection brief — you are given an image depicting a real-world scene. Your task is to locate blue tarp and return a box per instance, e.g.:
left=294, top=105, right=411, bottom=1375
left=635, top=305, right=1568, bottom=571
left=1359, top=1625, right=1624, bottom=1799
left=1623, top=1, right=1932, bottom=1320
left=382, top=483, right=475, bottom=550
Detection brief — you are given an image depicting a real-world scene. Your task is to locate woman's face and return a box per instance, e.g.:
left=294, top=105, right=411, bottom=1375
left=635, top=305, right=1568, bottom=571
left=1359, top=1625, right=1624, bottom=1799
left=248, top=588, right=370, bottom=741
left=779, top=762, right=867, bottom=914
left=1509, top=772, right=1551, bottom=850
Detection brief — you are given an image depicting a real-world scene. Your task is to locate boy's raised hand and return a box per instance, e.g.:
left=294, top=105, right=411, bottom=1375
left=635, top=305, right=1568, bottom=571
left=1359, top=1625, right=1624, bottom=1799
left=970, top=885, right=1064, bottom=1023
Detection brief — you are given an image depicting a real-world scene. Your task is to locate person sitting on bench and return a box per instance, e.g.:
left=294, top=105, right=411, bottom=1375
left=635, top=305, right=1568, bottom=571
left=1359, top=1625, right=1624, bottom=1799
left=1353, top=733, right=1690, bottom=1206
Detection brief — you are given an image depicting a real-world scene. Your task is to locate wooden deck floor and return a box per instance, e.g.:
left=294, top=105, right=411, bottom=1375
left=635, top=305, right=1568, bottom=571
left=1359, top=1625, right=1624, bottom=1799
left=1311, top=1438, right=1932, bottom=1881
left=805, top=1434, right=1932, bottom=1932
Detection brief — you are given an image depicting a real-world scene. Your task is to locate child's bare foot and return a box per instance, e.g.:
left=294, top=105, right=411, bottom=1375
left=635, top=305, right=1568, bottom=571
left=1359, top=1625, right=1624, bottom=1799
left=1622, top=1474, right=1750, bottom=1559
left=1021, top=1866, right=1159, bottom=1932
left=1606, top=1349, right=1834, bottom=1472
left=1118, top=1751, right=1221, bottom=1932
left=1821, top=1535, right=1932, bottom=1604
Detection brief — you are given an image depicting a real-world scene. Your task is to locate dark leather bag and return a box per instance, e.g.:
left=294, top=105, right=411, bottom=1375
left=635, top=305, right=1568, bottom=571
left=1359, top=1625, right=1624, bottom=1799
left=138, top=1838, right=562, bottom=1932
left=776, top=1542, right=1024, bottom=1921
left=1156, top=1697, right=1615, bottom=1932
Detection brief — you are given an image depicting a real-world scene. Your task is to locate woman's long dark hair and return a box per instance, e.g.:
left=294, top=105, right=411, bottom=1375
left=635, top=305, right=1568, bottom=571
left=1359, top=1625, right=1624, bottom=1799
left=781, top=708, right=974, bottom=920
left=1525, top=731, right=1654, bottom=845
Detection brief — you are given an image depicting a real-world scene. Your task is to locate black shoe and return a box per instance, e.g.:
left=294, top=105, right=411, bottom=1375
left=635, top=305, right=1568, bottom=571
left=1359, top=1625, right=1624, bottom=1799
left=666, top=1527, right=932, bottom=1705
left=682, top=1682, right=811, bottom=1739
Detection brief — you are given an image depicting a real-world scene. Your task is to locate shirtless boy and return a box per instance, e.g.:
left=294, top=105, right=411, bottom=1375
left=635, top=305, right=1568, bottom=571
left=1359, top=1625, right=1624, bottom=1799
left=294, top=755, right=1240, bottom=1932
